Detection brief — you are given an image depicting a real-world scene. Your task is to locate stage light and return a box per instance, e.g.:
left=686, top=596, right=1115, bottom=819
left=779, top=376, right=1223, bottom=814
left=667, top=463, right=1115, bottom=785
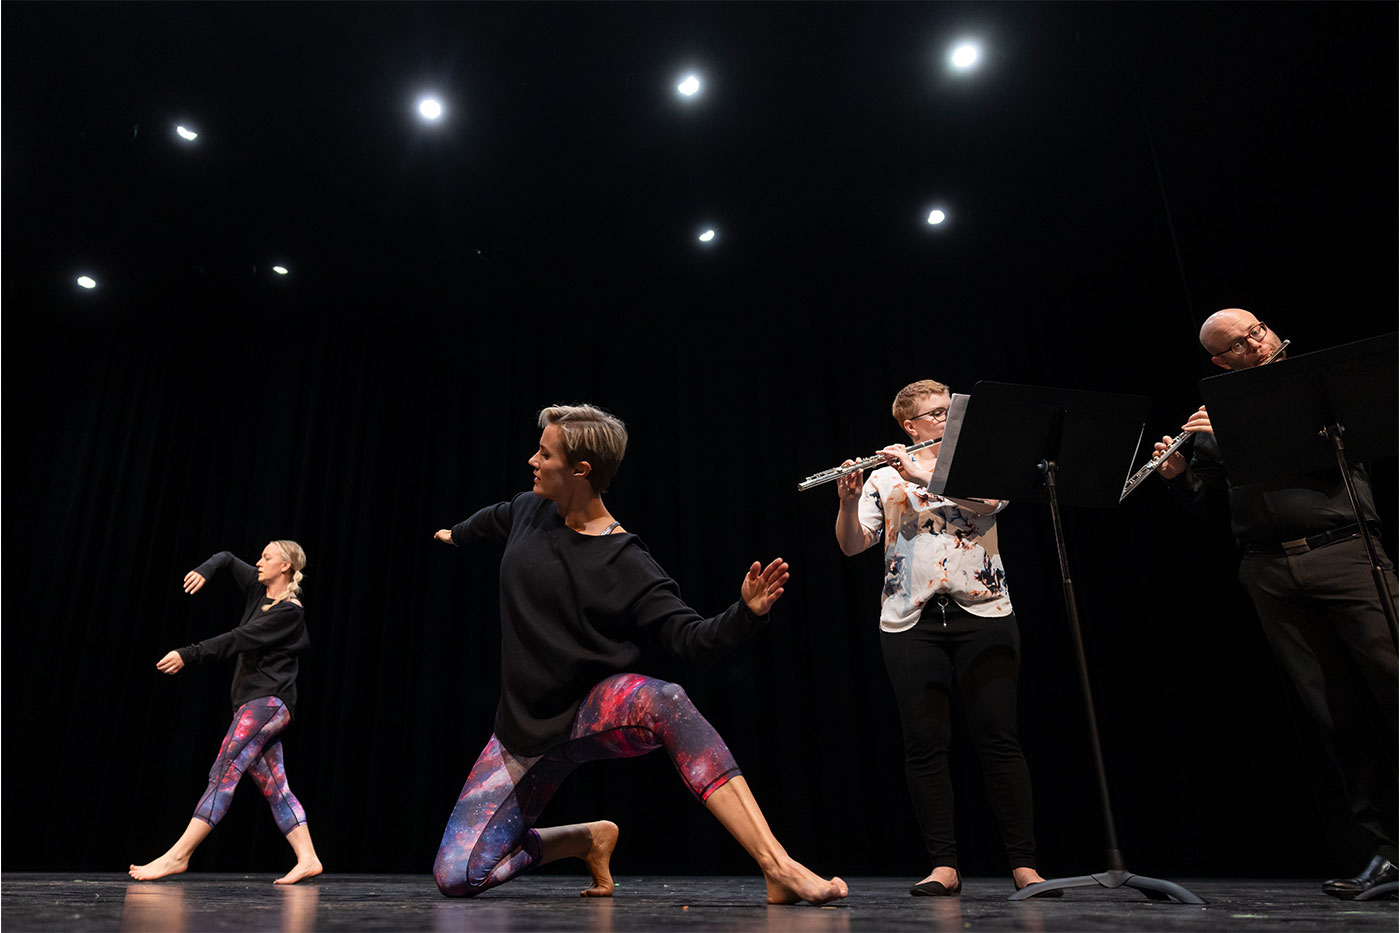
left=418, top=97, right=444, bottom=121
left=175, top=125, right=198, bottom=141
left=927, top=210, right=947, bottom=225
left=76, top=275, right=97, bottom=289
left=698, top=229, right=716, bottom=243
left=949, top=42, right=980, bottom=70
left=272, top=266, right=289, bottom=275
left=677, top=75, right=701, bottom=97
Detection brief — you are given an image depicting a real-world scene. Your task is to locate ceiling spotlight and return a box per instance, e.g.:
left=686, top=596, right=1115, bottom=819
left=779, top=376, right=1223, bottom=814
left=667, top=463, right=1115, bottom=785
left=677, top=75, right=702, bottom=97
left=418, top=97, right=444, bottom=120
left=76, top=275, right=97, bottom=289
left=698, top=229, right=716, bottom=243
left=949, top=43, right=980, bottom=70
left=927, top=210, right=947, bottom=225
left=272, top=266, right=289, bottom=275
left=175, top=125, right=198, bottom=141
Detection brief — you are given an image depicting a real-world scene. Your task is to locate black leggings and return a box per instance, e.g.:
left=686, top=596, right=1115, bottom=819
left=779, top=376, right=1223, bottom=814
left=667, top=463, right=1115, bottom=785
left=879, top=603, right=1036, bottom=871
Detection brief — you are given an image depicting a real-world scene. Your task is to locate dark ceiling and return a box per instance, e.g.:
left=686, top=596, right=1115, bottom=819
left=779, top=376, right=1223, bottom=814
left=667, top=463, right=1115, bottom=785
left=6, top=2, right=1396, bottom=328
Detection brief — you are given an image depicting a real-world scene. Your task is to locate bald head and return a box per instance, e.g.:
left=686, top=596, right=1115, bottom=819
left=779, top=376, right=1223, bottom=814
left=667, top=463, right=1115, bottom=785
left=1200, top=308, right=1282, bottom=370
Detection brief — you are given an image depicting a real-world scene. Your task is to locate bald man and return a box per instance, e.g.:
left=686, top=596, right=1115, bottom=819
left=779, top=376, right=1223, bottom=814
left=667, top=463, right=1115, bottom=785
left=1153, top=308, right=1398, bottom=899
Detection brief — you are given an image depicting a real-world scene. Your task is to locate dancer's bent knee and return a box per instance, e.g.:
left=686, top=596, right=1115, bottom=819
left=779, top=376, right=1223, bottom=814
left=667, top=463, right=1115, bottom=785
left=577, top=675, right=742, bottom=802
left=435, top=827, right=542, bottom=897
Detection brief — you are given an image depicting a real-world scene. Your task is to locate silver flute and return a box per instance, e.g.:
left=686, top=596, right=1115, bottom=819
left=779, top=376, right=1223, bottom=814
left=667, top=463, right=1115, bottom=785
left=1119, top=338, right=1289, bottom=502
left=798, top=439, right=939, bottom=491
left=1119, top=432, right=1191, bottom=501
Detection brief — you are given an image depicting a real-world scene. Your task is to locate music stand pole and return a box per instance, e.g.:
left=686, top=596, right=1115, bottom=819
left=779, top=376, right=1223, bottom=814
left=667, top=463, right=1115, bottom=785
left=1009, top=458, right=1202, bottom=903
left=1041, top=459, right=1125, bottom=873
left=1325, top=423, right=1399, bottom=640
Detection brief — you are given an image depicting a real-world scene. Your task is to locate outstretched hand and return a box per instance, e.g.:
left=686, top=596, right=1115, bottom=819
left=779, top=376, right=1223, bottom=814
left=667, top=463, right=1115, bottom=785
left=183, top=571, right=206, bottom=594
left=741, top=558, right=790, bottom=616
left=433, top=529, right=454, bottom=544
left=156, top=650, right=185, bottom=675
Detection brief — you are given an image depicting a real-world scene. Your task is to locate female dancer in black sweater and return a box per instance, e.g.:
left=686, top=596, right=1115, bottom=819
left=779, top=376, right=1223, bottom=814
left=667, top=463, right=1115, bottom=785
left=431, top=404, right=846, bottom=904
left=129, top=541, right=323, bottom=884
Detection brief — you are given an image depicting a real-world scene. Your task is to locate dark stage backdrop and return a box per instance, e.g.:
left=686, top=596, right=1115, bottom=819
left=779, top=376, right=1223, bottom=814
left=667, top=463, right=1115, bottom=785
left=3, top=2, right=1396, bottom=880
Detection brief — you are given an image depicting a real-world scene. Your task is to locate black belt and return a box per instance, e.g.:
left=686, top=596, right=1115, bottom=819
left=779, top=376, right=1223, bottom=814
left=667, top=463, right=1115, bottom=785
left=1245, top=523, right=1368, bottom=557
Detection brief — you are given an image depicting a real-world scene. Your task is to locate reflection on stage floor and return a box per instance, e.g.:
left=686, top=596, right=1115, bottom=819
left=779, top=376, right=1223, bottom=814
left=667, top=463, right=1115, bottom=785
left=2, top=873, right=1394, bottom=932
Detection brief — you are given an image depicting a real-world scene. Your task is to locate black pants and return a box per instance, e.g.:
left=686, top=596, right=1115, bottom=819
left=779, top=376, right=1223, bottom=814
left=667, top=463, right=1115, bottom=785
left=879, top=602, right=1037, bottom=871
left=1239, top=536, right=1399, bottom=862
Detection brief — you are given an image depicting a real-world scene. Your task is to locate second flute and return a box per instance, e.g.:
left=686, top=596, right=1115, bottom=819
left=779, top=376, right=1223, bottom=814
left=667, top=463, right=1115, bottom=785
left=1118, top=337, right=1290, bottom=503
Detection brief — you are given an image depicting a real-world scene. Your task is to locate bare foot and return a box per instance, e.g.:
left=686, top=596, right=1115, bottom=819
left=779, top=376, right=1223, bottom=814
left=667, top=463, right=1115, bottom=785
left=128, top=853, right=189, bottom=882
left=763, top=856, right=848, bottom=905
left=580, top=821, right=618, bottom=897
left=273, top=858, right=323, bottom=885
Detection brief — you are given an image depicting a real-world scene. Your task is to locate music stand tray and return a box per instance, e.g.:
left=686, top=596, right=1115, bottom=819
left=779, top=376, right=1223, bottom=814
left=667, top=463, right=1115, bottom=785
left=1198, top=333, right=1397, bottom=483
left=933, top=381, right=1203, bottom=904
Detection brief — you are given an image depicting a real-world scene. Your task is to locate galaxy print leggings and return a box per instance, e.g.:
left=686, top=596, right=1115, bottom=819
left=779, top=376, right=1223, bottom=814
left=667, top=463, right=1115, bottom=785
left=192, top=696, right=308, bottom=836
left=434, top=673, right=741, bottom=897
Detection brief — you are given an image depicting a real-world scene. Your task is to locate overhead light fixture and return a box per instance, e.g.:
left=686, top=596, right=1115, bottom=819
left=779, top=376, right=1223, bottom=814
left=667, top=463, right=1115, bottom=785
left=949, top=42, right=980, bottom=71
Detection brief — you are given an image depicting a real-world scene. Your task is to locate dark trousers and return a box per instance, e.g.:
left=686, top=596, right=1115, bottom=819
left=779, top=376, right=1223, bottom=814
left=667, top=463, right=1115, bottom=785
left=879, top=604, right=1037, bottom=871
left=1239, top=536, right=1399, bottom=862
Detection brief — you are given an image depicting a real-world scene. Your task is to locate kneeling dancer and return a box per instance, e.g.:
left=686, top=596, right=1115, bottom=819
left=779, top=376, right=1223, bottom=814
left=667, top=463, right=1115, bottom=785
left=431, top=403, right=846, bottom=904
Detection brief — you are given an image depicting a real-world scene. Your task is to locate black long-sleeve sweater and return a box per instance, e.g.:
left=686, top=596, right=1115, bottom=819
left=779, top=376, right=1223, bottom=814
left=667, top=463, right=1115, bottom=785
left=1163, top=433, right=1380, bottom=549
left=177, top=551, right=310, bottom=717
left=452, top=492, right=769, bottom=756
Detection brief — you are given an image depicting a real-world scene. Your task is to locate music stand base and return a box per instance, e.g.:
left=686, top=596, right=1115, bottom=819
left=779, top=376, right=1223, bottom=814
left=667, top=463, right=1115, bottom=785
left=1009, top=870, right=1205, bottom=904
left=1355, top=881, right=1398, bottom=902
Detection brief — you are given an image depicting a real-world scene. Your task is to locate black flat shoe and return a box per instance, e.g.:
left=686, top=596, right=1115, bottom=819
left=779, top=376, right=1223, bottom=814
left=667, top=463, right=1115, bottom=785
left=1322, top=856, right=1398, bottom=900
left=910, top=879, right=962, bottom=896
left=1014, top=879, right=1064, bottom=898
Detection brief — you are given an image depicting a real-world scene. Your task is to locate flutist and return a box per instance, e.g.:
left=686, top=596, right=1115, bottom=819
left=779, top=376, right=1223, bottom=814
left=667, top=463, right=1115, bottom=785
left=1153, top=308, right=1398, bottom=899
left=833, top=379, right=1055, bottom=898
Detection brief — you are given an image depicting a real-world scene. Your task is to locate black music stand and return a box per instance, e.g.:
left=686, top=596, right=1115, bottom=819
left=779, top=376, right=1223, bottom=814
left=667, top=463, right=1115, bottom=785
left=1199, top=333, right=1399, bottom=641
left=929, top=381, right=1204, bottom=904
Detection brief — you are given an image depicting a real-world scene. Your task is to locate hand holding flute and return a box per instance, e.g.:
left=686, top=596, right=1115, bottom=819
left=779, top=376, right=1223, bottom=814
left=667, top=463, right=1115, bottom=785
left=833, top=443, right=1000, bottom=516
left=1151, top=407, right=1213, bottom=479
left=831, top=443, right=934, bottom=505
left=1146, top=337, right=1286, bottom=482
left=834, top=444, right=938, bottom=554
left=877, top=444, right=935, bottom=488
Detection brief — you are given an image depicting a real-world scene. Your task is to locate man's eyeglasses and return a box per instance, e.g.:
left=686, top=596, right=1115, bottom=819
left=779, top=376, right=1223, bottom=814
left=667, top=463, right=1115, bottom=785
left=1215, top=322, right=1270, bottom=356
left=911, top=408, right=948, bottom=423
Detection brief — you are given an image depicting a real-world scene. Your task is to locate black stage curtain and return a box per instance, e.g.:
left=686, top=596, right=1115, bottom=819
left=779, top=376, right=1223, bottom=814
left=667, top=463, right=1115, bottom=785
left=6, top=257, right=1395, bottom=879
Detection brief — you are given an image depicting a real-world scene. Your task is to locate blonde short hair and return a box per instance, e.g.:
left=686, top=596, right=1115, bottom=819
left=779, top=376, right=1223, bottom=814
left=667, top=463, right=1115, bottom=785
left=269, top=539, right=307, bottom=605
left=892, top=379, right=951, bottom=426
left=537, top=404, right=628, bottom=494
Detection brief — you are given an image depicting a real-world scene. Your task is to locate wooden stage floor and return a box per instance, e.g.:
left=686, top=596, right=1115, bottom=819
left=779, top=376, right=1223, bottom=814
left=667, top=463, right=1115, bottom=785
left=3, top=873, right=1395, bottom=931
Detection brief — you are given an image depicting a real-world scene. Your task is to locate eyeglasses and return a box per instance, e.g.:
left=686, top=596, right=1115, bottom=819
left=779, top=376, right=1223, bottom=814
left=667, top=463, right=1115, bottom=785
left=1214, top=321, right=1270, bottom=356
left=911, top=407, right=948, bottom=423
